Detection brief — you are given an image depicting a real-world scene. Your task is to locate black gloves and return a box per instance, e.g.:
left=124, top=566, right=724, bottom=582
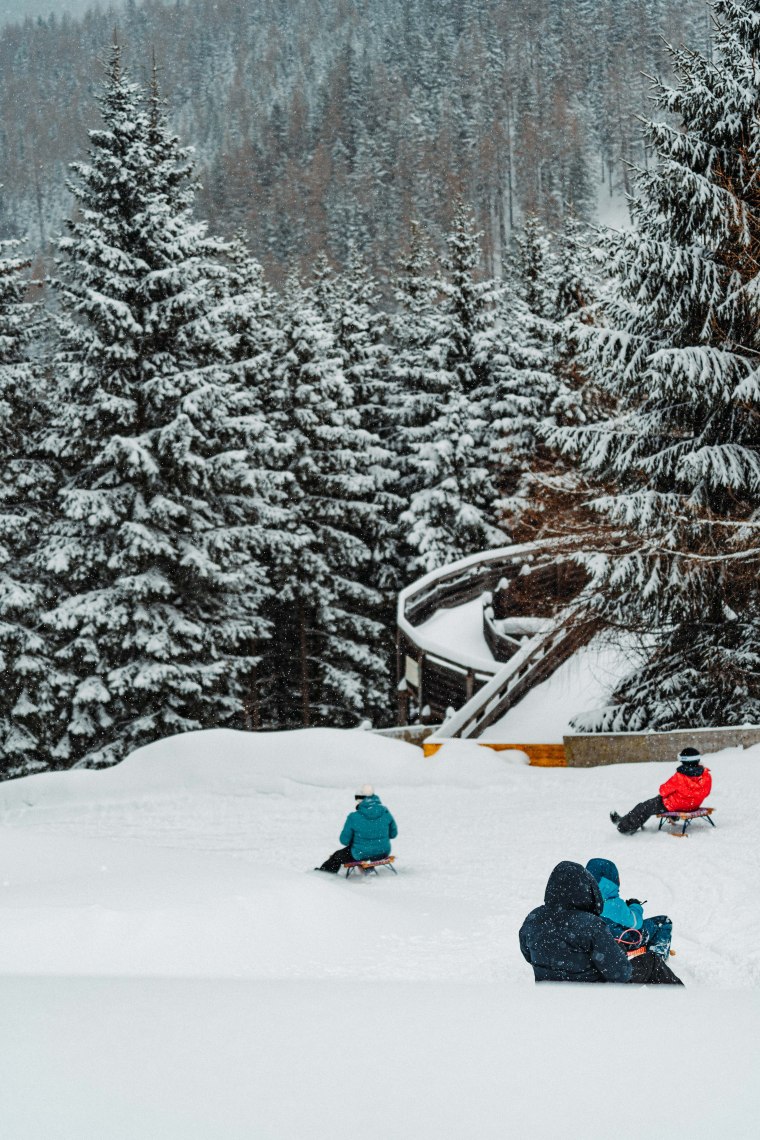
left=626, top=898, right=644, bottom=907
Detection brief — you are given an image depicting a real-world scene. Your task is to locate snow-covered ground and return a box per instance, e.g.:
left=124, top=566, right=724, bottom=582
left=0, top=728, right=758, bottom=1137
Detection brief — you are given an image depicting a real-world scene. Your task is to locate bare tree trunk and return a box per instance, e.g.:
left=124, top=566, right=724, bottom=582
left=496, top=167, right=508, bottom=276
left=34, top=162, right=46, bottom=248
left=248, top=659, right=262, bottom=731
left=299, top=601, right=311, bottom=727
left=506, top=103, right=515, bottom=233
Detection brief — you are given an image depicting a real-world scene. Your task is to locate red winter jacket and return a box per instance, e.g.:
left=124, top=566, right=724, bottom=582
left=659, top=767, right=712, bottom=812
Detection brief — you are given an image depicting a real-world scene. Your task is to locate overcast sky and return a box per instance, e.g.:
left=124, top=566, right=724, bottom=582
left=0, top=1, right=108, bottom=25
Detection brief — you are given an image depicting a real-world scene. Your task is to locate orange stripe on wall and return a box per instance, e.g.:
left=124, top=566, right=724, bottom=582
left=422, top=741, right=567, bottom=766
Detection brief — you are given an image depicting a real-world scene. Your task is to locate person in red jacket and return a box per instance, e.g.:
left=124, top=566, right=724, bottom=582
left=610, top=747, right=712, bottom=835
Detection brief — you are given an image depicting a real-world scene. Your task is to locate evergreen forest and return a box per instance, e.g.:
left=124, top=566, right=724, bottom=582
left=2, top=0, right=760, bottom=778
left=1, top=0, right=708, bottom=277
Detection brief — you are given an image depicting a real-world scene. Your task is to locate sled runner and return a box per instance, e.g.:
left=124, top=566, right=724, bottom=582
left=345, top=856, right=397, bottom=878
left=656, top=807, right=715, bottom=837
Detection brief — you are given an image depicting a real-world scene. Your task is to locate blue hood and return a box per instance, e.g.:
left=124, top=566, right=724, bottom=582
left=585, top=858, right=643, bottom=932
left=586, top=858, right=620, bottom=888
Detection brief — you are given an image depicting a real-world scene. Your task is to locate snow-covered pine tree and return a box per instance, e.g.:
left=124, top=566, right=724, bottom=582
left=490, top=214, right=594, bottom=540
left=219, top=234, right=301, bottom=728
left=308, top=247, right=402, bottom=588
left=389, top=221, right=442, bottom=483
left=489, top=216, right=559, bottom=534
left=307, top=249, right=402, bottom=719
left=550, top=0, right=760, bottom=731
left=40, top=48, right=273, bottom=766
left=0, top=242, right=60, bottom=776
left=261, top=274, right=389, bottom=728
left=310, top=246, right=390, bottom=440
left=396, top=207, right=506, bottom=574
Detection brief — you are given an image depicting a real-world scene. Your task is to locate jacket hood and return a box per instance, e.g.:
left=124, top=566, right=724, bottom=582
left=586, top=858, right=620, bottom=888
left=544, top=861, right=602, bottom=915
left=356, top=794, right=385, bottom=820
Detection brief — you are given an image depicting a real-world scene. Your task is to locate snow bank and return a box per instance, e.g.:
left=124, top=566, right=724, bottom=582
left=2, top=978, right=757, bottom=1140
left=0, top=727, right=515, bottom=815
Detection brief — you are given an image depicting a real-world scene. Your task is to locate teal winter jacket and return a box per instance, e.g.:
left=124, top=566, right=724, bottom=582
left=585, top=858, right=643, bottom=932
left=340, top=795, right=398, bottom=861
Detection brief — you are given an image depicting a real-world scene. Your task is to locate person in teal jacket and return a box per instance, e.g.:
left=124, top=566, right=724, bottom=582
left=585, top=857, right=672, bottom=958
left=315, top=785, right=398, bottom=873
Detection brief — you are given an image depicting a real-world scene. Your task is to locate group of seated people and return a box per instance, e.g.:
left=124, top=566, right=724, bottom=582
left=519, top=857, right=683, bottom=985
left=520, top=747, right=713, bottom=985
left=315, top=748, right=712, bottom=987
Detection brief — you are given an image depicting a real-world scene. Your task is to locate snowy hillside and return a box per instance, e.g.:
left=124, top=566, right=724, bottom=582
left=0, top=728, right=758, bottom=1137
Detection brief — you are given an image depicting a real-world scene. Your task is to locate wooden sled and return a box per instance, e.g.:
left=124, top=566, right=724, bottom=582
left=345, top=856, right=397, bottom=878
left=656, top=807, right=715, bottom=837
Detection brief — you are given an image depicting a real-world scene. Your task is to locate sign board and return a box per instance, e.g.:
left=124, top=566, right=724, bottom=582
left=405, top=655, right=420, bottom=688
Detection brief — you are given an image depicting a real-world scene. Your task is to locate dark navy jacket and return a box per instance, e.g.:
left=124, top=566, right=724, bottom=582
left=519, top=861, right=632, bottom=983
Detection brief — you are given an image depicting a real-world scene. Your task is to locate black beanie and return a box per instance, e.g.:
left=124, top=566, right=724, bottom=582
left=678, top=746, right=701, bottom=765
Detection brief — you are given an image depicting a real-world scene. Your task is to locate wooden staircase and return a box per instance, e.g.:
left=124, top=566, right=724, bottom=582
left=426, top=614, right=599, bottom=750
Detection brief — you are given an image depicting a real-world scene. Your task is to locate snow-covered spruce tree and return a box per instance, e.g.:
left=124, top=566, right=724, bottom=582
left=396, top=208, right=506, bottom=574
left=40, top=49, right=273, bottom=766
left=260, top=274, right=389, bottom=728
left=491, top=214, right=595, bottom=540
left=219, top=234, right=302, bottom=729
left=308, top=250, right=402, bottom=720
left=550, top=0, right=760, bottom=731
left=310, top=247, right=391, bottom=444
left=308, top=248, right=403, bottom=587
left=489, top=216, right=560, bottom=533
left=389, top=222, right=442, bottom=492
left=0, top=243, right=61, bottom=776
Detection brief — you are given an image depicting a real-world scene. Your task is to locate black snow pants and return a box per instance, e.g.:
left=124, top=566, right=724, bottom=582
left=617, top=795, right=665, bottom=834
left=629, top=949, right=683, bottom=985
left=318, top=846, right=355, bottom=873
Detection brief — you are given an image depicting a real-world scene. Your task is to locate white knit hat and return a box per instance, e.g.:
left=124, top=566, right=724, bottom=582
left=355, top=783, right=374, bottom=798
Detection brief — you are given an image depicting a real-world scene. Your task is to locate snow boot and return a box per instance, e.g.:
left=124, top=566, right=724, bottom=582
left=610, top=812, right=621, bottom=826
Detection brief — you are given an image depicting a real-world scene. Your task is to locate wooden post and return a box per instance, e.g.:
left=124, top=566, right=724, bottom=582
left=397, top=679, right=409, bottom=726
left=465, top=670, right=475, bottom=701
